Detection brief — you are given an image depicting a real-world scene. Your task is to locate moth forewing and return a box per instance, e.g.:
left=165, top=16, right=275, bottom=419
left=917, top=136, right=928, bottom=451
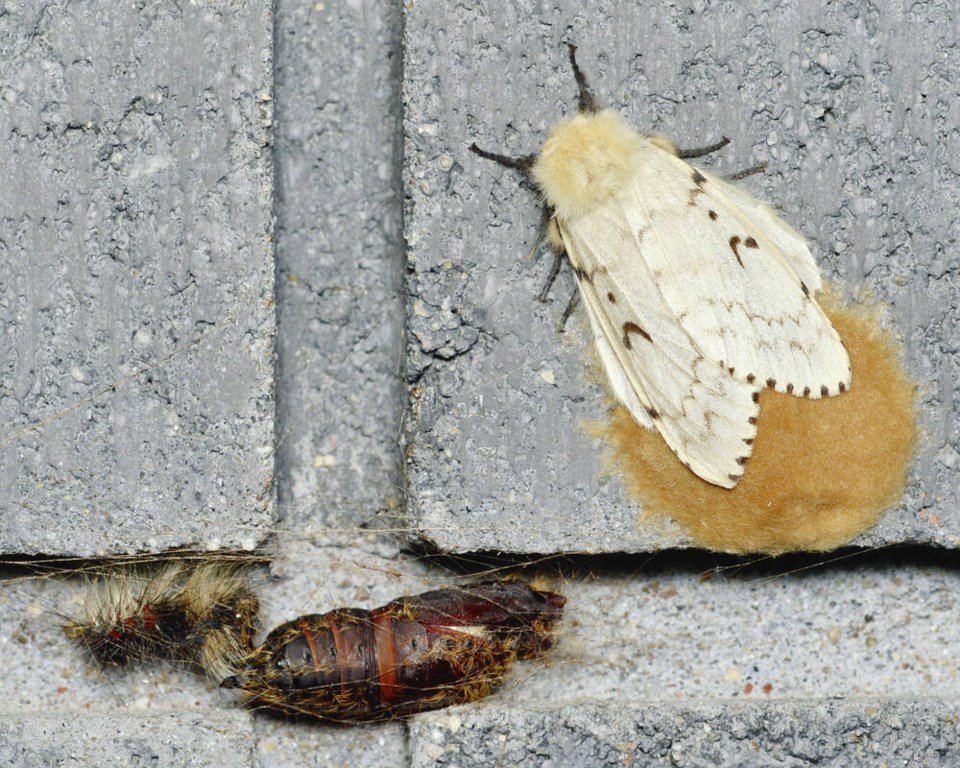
left=625, top=147, right=852, bottom=400
left=697, top=169, right=824, bottom=294
left=572, top=262, right=760, bottom=487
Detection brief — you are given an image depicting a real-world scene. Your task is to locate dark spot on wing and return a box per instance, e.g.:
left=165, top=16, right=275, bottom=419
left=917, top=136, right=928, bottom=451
left=729, top=236, right=744, bottom=267
left=747, top=416, right=757, bottom=425
left=688, top=187, right=705, bottom=205
left=736, top=456, right=749, bottom=466
left=746, top=373, right=756, bottom=384
left=728, top=473, right=742, bottom=483
left=728, top=366, right=735, bottom=375
left=574, top=266, right=592, bottom=284
left=647, top=407, right=660, bottom=420
left=744, top=237, right=759, bottom=248
left=765, top=378, right=776, bottom=389
left=622, top=322, right=653, bottom=349
left=820, top=384, right=829, bottom=397
left=607, top=291, right=616, bottom=303
left=838, top=381, right=847, bottom=393
left=802, top=386, right=811, bottom=397
left=800, top=281, right=810, bottom=297
left=708, top=209, right=718, bottom=221
left=687, top=172, right=708, bottom=205
left=751, top=392, right=760, bottom=403
left=786, top=383, right=795, bottom=394
left=743, top=438, right=754, bottom=445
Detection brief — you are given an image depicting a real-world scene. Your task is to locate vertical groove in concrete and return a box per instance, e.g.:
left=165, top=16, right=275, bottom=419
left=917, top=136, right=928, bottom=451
left=273, top=0, right=406, bottom=543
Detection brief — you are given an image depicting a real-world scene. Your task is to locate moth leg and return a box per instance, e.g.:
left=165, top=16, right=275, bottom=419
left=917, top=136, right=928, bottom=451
left=726, top=163, right=766, bottom=181
left=538, top=216, right=566, bottom=302
left=527, top=205, right=551, bottom=262
left=538, top=216, right=578, bottom=330
left=545, top=215, right=564, bottom=253
left=472, top=143, right=571, bottom=315
left=557, top=288, right=581, bottom=333
left=677, top=136, right=731, bottom=158
left=540, top=249, right=564, bottom=303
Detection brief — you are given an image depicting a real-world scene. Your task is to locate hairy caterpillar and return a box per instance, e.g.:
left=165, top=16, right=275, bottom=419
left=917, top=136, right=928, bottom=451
left=63, top=561, right=260, bottom=681
left=471, top=45, right=851, bottom=489
left=221, top=580, right=565, bottom=721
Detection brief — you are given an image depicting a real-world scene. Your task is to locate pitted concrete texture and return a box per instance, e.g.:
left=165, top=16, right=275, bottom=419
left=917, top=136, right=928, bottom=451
left=409, top=699, right=960, bottom=768
left=0, top=1, right=275, bottom=556
left=402, top=2, right=955, bottom=553
left=0, top=712, right=254, bottom=767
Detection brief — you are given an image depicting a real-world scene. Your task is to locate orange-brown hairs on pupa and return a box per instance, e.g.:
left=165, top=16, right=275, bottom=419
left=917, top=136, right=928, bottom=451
left=221, top=580, right=565, bottom=721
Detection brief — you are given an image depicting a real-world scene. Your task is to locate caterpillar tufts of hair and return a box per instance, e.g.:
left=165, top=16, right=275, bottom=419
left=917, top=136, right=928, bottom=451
left=63, top=561, right=260, bottom=681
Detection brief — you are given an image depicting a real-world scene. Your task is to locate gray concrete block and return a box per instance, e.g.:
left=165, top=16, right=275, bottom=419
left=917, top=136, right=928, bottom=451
left=0, top=712, right=254, bottom=768
left=460, top=556, right=960, bottom=708
left=402, top=2, right=953, bottom=553
left=409, top=699, right=960, bottom=768
left=253, top=718, right=407, bottom=768
left=0, top=1, right=275, bottom=555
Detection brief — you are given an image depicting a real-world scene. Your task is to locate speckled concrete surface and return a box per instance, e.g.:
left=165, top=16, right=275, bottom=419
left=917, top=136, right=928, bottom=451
left=0, top=712, right=255, bottom=767
left=1, top=2, right=959, bottom=767
left=273, top=0, right=405, bottom=539
left=0, top=0, right=275, bottom=556
left=410, top=699, right=960, bottom=768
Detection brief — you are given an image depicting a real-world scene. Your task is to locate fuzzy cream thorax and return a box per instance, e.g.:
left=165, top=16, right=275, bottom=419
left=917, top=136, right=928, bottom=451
left=532, top=109, right=647, bottom=221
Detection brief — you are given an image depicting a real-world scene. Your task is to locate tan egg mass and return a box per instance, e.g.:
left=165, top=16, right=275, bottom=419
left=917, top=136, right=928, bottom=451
left=604, top=291, right=917, bottom=554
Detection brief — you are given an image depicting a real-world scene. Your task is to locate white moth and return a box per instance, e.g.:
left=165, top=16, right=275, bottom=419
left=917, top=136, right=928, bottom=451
left=472, top=45, right=851, bottom=489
